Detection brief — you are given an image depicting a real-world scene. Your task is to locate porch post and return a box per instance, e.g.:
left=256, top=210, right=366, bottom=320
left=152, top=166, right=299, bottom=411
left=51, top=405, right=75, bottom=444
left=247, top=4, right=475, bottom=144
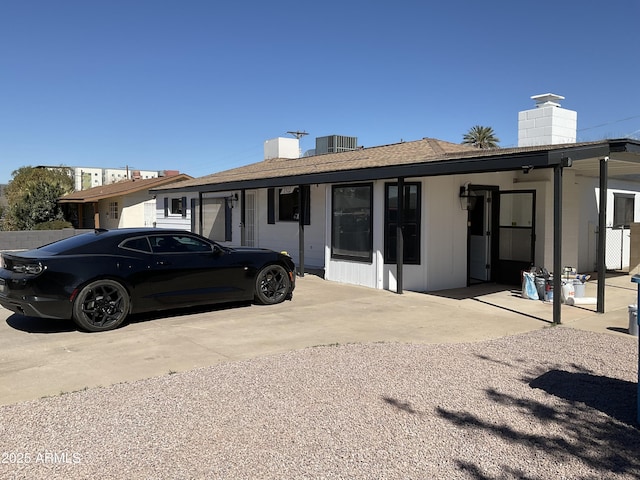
left=93, top=202, right=99, bottom=229
left=396, top=177, right=404, bottom=294
left=553, top=164, right=563, bottom=325
left=77, top=204, right=84, bottom=228
left=298, top=184, right=305, bottom=277
left=240, top=189, right=246, bottom=246
left=198, top=192, right=203, bottom=236
left=597, top=157, right=609, bottom=313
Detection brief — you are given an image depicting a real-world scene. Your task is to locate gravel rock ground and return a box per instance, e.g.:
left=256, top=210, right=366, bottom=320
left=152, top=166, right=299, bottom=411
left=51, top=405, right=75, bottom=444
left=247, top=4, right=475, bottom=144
left=1, top=326, right=639, bottom=480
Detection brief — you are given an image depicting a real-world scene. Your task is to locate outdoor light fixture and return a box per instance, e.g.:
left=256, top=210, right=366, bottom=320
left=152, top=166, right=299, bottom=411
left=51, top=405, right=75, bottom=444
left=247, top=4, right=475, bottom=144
left=459, top=184, right=477, bottom=211
left=228, top=193, right=239, bottom=208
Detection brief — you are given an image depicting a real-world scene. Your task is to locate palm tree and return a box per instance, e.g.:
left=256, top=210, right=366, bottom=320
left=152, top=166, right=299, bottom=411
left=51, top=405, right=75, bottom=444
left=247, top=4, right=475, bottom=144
left=462, top=125, right=500, bottom=149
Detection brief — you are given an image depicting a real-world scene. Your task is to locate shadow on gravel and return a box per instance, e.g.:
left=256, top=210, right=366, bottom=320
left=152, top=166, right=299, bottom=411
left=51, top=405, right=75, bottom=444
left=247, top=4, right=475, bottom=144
left=530, top=369, right=637, bottom=425
left=437, top=372, right=640, bottom=479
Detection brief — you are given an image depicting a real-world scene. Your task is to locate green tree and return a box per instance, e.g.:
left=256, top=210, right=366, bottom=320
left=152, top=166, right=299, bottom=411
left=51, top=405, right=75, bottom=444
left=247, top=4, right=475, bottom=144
left=4, top=166, right=74, bottom=230
left=462, top=125, right=500, bottom=149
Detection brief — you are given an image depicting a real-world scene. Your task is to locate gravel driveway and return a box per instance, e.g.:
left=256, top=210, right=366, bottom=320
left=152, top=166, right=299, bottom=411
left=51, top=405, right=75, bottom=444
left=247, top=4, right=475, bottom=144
left=1, top=326, right=639, bottom=479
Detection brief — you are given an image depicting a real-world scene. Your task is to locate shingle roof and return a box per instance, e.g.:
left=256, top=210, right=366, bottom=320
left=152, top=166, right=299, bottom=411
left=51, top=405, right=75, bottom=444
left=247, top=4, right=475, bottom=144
left=150, top=137, right=640, bottom=193
left=152, top=138, right=480, bottom=191
left=58, top=173, right=192, bottom=203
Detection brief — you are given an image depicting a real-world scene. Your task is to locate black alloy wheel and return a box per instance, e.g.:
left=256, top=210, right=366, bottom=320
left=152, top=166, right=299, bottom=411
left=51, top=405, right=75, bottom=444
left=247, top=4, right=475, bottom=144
left=72, top=279, right=131, bottom=332
left=255, top=264, right=291, bottom=305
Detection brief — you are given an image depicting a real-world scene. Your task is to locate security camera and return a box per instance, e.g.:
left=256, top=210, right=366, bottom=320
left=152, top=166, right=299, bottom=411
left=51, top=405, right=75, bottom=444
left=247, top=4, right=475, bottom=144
left=522, top=165, right=533, bottom=174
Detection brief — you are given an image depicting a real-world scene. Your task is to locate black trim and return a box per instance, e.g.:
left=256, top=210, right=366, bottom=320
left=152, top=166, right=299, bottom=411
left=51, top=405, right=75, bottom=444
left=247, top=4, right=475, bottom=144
left=163, top=197, right=168, bottom=217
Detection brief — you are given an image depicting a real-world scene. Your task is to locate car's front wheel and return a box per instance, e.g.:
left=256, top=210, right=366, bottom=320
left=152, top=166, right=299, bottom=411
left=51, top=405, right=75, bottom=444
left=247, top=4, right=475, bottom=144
left=72, top=279, right=131, bottom=332
left=254, top=264, right=291, bottom=305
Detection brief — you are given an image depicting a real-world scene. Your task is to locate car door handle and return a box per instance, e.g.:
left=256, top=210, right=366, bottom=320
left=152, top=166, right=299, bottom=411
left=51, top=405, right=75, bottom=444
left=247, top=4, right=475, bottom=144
left=156, top=260, right=172, bottom=266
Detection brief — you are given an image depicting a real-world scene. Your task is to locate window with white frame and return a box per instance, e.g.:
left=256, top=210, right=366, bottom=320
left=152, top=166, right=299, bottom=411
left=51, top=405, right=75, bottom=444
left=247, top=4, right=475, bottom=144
left=109, top=201, right=119, bottom=219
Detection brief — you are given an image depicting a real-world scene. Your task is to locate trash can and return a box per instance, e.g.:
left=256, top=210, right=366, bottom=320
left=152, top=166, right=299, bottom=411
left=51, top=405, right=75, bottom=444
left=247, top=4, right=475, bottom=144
left=535, top=276, right=546, bottom=300
left=629, top=305, right=638, bottom=336
left=573, top=280, right=586, bottom=298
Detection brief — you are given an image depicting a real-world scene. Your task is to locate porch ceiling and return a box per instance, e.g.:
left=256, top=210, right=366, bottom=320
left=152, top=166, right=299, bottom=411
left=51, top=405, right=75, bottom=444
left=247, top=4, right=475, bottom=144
left=569, top=152, right=640, bottom=180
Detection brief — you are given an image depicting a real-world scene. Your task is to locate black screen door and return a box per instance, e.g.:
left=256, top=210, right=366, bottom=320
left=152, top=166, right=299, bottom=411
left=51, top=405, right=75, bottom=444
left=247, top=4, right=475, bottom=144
left=494, top=190, right=536, bottom=285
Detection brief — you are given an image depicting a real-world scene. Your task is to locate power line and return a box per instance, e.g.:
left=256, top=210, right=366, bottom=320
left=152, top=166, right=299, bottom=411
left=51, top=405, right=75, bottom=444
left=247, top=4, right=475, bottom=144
left=578, top=114, right=640, bottom=132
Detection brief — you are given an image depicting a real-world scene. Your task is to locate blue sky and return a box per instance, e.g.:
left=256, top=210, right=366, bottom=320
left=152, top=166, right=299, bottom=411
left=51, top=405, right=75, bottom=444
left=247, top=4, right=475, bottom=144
left=1, top=0, right=639, bottom=184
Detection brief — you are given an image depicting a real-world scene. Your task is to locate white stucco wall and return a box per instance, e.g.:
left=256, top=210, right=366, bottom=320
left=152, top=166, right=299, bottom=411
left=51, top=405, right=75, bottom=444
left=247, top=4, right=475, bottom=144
left=576, top=175, right=640, bottom=271
left=254, top=185, right=326, bottom=269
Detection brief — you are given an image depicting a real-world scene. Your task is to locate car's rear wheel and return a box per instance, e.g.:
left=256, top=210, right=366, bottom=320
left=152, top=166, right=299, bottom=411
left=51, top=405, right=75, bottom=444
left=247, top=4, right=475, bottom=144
left=72, top=279, right=130, bottom=332
left=255, top=264, right=291, bottom=305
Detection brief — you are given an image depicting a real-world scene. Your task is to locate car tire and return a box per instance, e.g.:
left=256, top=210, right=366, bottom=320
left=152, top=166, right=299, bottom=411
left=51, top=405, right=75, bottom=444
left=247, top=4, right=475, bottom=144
left=72, top=279, right=131, bottom=332
left=254, top=264, right=291, bottom=305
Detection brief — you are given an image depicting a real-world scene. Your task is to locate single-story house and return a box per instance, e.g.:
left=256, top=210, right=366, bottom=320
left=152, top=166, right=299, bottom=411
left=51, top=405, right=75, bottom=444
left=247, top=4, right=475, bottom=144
left=150, top=95, right=640, bottom=324
left=59, top=172, right=192, bottom=229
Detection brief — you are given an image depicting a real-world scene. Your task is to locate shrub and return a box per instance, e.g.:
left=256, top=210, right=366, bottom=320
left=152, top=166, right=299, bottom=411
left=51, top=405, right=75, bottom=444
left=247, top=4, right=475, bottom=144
left=34, top=220, right=74, bottom=230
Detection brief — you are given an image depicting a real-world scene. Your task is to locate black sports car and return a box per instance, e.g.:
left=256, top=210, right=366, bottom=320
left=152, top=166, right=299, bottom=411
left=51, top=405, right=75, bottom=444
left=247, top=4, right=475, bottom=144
left=0, top=228, right=295, bottom=332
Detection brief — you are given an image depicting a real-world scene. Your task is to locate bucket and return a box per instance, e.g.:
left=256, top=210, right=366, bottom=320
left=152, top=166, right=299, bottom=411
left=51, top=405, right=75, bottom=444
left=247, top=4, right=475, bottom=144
left=573, top=280, right=586, bottom=298
left=561, top=282, right=575, bottom=303
left=629, top=305, right=638, bottom=336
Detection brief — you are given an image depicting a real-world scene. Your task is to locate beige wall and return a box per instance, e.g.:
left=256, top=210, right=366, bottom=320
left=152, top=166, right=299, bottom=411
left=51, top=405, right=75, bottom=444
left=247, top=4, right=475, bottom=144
left=630, top=223, right=640, bottom=275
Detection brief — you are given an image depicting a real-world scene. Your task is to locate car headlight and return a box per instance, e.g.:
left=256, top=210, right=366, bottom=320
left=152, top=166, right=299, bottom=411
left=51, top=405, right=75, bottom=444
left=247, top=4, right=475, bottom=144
left=12, top=263, right=45, bottom=275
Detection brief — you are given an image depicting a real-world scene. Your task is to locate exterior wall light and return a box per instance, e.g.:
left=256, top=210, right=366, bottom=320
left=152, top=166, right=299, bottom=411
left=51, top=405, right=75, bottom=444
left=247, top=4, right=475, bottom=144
left=459, top=185, right=477, bottom=211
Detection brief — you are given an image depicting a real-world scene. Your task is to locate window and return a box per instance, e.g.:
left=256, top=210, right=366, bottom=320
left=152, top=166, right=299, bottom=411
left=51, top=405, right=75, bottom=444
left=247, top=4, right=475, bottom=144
left=267, top=186, right=310, bottom=225
left=278, top=186, right=299, bottom=221
left=171, top=198, right=183, bottom=215
left=108, top=201, right=119, bottom=220
left=384, top=183, right=421, bottom=264
left=149, top=234, right=213, bottom=253
left=164, top=196, right=187, bottom=218
left=613, top=193, right=635, bottom=228
left=331, top=184, right=373, bottom=262
left=120, top=237, right=151, bottom=253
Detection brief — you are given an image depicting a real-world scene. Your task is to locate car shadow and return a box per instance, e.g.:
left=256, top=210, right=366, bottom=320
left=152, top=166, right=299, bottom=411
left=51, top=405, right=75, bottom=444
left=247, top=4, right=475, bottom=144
left=125, top=300, right=254, bottom=327
left=5, top=301, right=255, bottom=333
left=6, top=314, right=78, bottom=333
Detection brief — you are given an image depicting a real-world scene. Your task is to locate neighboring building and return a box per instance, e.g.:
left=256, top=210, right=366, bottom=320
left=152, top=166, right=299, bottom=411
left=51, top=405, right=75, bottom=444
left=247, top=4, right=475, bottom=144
left=150, top=95, right=640, bottom=324
left=72, top=167, right=178, bottom=191
left=58, top=173, right=192, bottom=229
left=35, top=166, right=179, bottom=191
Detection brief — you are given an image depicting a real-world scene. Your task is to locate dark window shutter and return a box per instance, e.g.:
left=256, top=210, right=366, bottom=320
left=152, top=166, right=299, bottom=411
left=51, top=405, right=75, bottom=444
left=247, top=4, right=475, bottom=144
left=303, top=185, right=311, bottom=225
left=190, top=198, right=196, bottom=232
left=181, top=196, right=187, bottom=218
left=225, top=199, right=232, bottom=241
left=163, top=197, right=168, bottom=217
left=267, top=188, right=275, bottom=224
